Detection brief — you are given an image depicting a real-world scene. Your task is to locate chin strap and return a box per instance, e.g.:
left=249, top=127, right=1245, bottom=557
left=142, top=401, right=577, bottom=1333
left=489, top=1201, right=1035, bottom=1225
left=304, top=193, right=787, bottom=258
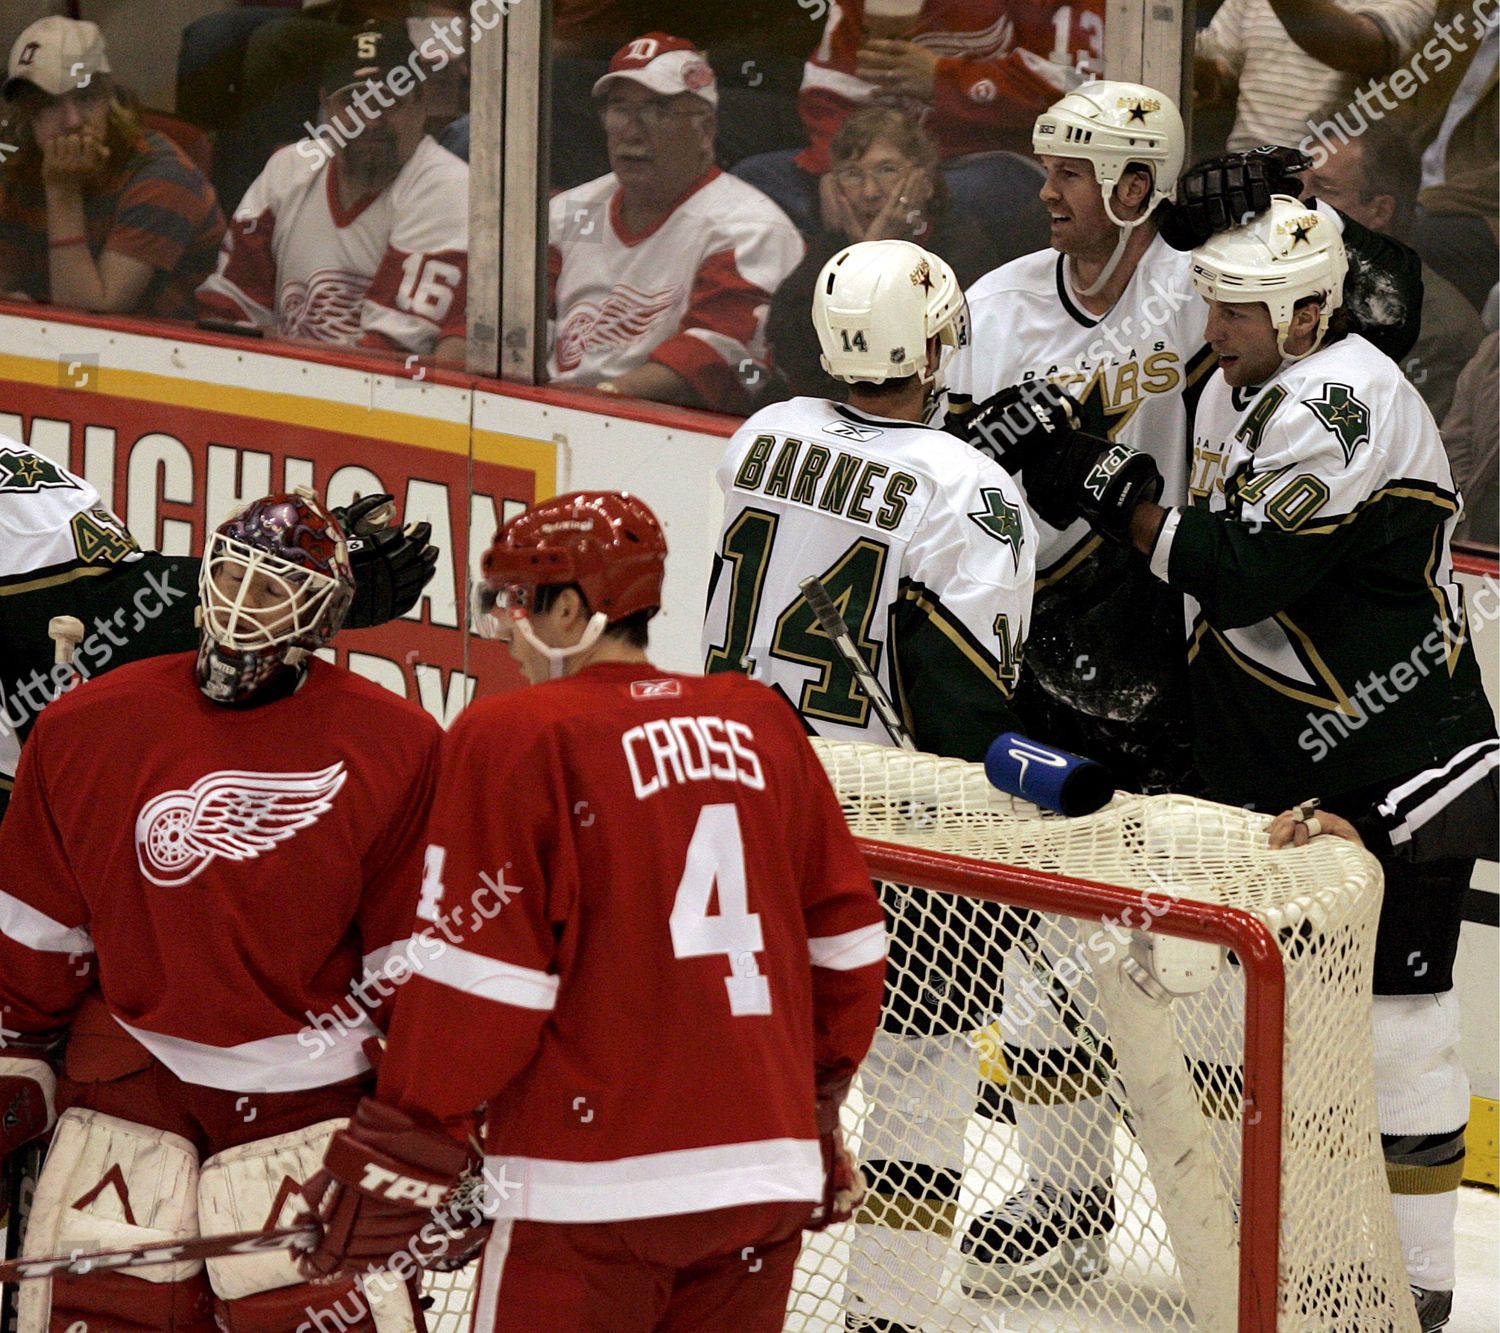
left=1076, top=196, right=1157, bottom=298
left=514, top=611, right=610, bottom=679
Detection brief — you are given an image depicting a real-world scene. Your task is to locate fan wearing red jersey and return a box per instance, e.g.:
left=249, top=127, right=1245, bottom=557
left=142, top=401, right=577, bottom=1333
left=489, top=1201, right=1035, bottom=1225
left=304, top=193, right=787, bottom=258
left=0, top=490, right=442, bottom=1332
left=300, top=492, right=887, bottom=1332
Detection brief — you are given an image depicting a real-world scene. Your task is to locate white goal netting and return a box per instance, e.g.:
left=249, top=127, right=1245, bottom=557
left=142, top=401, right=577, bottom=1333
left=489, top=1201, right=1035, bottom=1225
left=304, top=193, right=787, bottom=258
left=420, top=738, right=1415, bottom=1333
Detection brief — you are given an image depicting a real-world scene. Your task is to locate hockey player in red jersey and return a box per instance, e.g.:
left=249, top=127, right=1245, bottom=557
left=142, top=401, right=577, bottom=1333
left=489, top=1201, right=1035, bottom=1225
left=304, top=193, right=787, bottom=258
left=299, top=491, right=888, bottom=1331
left=0, top=490, right=442, bottom=1331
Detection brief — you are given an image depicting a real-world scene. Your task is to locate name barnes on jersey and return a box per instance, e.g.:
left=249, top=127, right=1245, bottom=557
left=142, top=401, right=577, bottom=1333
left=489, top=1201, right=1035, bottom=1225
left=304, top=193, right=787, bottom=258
left=731, top=425, right=918, bottom=530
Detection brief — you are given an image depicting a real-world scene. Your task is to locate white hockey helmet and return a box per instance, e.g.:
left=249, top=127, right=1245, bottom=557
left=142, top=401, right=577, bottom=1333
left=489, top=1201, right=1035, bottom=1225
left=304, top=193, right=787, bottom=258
left=1033, top=80, right=1185, bottom=229
left=1190, top=195, right=1347, bottom=359
left=813, top=239, right=969, bottom=387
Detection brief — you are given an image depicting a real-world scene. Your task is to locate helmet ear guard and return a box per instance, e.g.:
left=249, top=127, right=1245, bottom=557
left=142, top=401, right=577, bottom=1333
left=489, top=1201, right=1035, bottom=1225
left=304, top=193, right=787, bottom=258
left=1190, top=196, right=1347, bottom=360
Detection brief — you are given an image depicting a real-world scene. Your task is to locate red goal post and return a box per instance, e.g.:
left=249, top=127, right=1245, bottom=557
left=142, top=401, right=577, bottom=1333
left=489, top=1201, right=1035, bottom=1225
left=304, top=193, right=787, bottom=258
left=856, top=837, right=1287, bottom=1331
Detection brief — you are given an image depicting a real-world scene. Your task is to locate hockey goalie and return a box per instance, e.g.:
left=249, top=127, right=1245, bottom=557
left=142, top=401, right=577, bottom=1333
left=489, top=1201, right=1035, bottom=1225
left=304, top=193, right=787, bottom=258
left=0, top=491, right=448, bottom=1331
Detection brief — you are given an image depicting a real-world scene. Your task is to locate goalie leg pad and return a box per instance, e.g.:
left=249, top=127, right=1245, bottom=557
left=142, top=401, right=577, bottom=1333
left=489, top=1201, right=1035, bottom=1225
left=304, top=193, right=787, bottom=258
left=200, top=1118, right=416, bottom=1333
left=18, top=1107, right=213, bottom=1333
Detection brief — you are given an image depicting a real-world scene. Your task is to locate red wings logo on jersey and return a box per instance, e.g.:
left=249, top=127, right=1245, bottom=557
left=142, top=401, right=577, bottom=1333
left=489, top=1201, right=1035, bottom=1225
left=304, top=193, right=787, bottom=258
left=134, top=763, right=347, bottom=886
left=554, top=284, right=681, bottom=373
left=279, top=270, right=369, bottom=344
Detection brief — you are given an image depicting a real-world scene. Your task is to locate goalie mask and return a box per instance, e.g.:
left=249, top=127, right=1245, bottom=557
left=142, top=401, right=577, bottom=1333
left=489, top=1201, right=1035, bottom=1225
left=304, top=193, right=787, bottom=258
left=813, top=239, right=968, bottom=391
left=473, top=491, right=666, bottom=679
left=1190, top=194, right=1347, bottom=360
left=196, top=491, right=354, bottom=704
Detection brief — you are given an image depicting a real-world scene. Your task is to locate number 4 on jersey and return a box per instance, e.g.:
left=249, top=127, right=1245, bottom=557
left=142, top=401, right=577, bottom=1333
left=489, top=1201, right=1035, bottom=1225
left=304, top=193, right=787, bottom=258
left=669, top=804, right=772, bottom=1016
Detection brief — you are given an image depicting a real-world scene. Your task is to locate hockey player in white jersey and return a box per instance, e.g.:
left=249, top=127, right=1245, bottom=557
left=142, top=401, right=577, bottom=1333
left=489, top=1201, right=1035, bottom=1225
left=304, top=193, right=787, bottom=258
left=703, top=239, right=1033, bottom=1331
left=1011, top=198, right=1493, bottom=1332
left=947, top=80, right=1430, bottom=1299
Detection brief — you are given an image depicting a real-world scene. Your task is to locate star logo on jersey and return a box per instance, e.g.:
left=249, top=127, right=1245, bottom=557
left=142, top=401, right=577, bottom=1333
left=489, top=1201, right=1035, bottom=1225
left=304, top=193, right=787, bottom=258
left=0, top=448, right=79, bottom=495
left=968, top=488, right=1025, bottom=566
left=1069, top=364, right=1146, bottom=442
left=1303, top=382, right=1370, bottom=464
left=134, top=763, right=347, bottom=886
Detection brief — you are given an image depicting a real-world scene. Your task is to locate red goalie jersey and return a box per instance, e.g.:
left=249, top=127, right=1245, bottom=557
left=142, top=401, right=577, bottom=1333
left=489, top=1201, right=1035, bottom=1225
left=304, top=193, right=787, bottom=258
left=0, top=653, right=441, bottom=1091
left=377, top=662, right=887, bottom=1221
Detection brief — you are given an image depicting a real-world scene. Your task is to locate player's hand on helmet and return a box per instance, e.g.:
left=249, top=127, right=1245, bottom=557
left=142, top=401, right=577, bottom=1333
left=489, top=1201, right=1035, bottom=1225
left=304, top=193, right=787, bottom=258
left=297, top=1097, right=470, bottom=1279
left=1158, top=146, right=1312, bottom=251
left=1023, top=433, right=1165, bottom=543
left=333, top=493, right=440, bottom=630
left=0, top=1057, right=56, bottom=1159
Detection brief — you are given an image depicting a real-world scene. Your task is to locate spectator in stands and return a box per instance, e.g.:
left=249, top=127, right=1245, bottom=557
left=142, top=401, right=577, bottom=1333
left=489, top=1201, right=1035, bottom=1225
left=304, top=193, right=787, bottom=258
left=1442, top=330, right=1498, bottom=546
left=1194, top=0, right=1435, bottom=154
left=197, top=23, right=468, bottom=364
left=547, top=35, right=804, bottom=413
left=767, top=107, right=995, bottom=400
left=733, top=0, right=1104, bottom=265
left=1301, top=115, right=1484, bottom=422
left=0, top=18, right=225, bottom=320
left=1409, top=16, right=1497, bottom=312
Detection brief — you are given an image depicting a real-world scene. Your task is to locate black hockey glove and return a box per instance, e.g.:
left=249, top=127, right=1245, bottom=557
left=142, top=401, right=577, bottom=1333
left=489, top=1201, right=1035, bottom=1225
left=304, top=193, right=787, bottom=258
left=945, top=380, right=1081, bottom=477
left=1024, top=433, right=1164, bottom=544
left=333, top=493, right=440, bottom=630
left=1157, top=146, right=1311, bottom=252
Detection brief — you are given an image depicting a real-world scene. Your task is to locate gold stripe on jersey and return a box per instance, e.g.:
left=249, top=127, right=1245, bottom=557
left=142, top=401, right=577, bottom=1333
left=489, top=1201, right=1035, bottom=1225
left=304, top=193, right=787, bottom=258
left=1036, top=532, right=1104, bottom=588
left=0, top=563, right=115, bottom=597
left=1188, top=611, right=1357, bottom=714
left=897, top=581, right=1011, bottom=695
left=1288, top=481, right=1457, bottom=537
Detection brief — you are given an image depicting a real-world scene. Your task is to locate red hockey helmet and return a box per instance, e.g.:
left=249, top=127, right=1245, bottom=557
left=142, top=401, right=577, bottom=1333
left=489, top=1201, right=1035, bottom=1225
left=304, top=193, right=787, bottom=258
left=474, top=492, right=666, bottom=640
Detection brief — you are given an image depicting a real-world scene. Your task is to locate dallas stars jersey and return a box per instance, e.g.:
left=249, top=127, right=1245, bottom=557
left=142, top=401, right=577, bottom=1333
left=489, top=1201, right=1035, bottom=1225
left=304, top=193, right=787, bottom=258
left=0, top=439, right=197, bottom=818
left=1153, top=333, right=1494, bottom=810
left=702, top=397, right=1035, bottom=762
left=946, top=233, right=1214, bottom=766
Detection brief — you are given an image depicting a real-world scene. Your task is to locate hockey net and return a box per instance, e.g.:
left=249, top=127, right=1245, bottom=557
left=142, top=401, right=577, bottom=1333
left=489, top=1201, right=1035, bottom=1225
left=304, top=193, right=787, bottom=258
left=420, top=737, right=1416, bottom=1333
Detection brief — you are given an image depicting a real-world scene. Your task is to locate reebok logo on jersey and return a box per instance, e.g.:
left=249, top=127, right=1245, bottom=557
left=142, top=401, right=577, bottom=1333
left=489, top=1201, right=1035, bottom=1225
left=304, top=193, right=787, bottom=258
left=134, top=763, right=347, bottom=886
left=968, top=488, right=1025, bottom=566
left=821, top=419, right=883, bottom=443
left=631, top=679, right=683, bottom=699
left=1303, top=383, right=1370, bottom=464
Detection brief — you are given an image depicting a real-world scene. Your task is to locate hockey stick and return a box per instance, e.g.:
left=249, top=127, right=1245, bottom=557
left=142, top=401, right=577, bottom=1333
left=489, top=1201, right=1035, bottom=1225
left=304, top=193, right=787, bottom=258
left=799, top=575, right=913, bottom=751
left=797, top=576, right=1120, bottom=1098
left=0, top=1226, right=312, bottom=1283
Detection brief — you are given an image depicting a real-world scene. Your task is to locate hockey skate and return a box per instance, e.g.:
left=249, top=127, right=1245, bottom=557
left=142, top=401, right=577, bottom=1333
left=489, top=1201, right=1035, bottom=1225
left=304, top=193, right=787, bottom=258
left=1411, top=1286, right=1453, bottom=1331
left=960, top=1178, right=1114, bottom=1296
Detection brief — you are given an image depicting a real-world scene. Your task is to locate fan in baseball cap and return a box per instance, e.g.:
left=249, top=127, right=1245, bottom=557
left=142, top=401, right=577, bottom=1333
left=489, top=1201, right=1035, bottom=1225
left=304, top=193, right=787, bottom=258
left=320, top=22, right=418, bottom=99
left=4, top=17, right=111, bottom=100
left=592, top=34, right=718, bottom=107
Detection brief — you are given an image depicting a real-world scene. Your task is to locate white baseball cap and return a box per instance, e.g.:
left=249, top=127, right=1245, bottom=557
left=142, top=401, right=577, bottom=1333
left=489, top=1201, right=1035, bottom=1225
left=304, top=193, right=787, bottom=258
left=5, top=17, right=111, bottom=100
left=592, top=33, right=718, bottom=107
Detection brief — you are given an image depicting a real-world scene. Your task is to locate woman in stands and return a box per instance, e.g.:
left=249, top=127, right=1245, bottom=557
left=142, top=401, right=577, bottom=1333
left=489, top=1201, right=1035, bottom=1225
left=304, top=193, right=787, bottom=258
left=765, top=108, right=996, bottom=402
left=0, top=18, right=224, bottom=320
